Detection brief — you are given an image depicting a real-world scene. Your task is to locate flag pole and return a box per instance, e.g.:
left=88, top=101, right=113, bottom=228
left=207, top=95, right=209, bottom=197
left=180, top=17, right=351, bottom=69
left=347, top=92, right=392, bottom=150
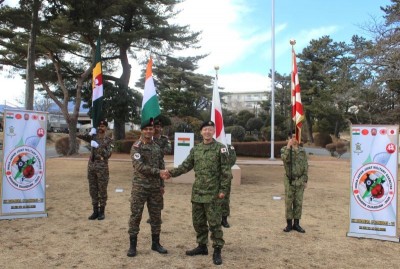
left=290, top=39, right=296, bottom=140
left=270, top=0, right=275, bottom=160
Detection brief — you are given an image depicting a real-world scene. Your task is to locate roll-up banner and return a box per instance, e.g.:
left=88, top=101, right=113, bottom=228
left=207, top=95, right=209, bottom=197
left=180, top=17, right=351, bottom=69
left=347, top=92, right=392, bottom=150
left=347, top=125, right=398, bottom=242
left=1, top=109, right=48, bottom=219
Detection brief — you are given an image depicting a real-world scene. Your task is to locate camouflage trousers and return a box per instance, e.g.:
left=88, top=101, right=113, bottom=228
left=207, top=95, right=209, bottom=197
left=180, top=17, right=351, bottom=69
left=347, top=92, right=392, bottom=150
left=284, top=178, right=305, bottom=219
left=192, top=200, right=224, bottom=249
left=87, top=161, right=109, bottom=207
left=128, top=184, right=163, bottom=236
left=220, top=185, right=231, bottom=217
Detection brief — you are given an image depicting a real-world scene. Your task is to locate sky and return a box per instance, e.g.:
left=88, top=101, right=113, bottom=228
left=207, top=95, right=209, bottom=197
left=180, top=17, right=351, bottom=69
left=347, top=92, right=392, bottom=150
left=0, top=0, right=393, bottom=105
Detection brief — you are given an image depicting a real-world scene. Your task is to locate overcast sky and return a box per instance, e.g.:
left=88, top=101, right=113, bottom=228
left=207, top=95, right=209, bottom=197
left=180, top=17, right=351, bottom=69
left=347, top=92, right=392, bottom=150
left=0, top=0, right=391, bottom=105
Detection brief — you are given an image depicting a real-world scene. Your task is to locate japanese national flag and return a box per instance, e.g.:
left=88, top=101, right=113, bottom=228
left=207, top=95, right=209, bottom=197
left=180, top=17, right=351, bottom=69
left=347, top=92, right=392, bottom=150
left=211, top=73, right=227, bottom=147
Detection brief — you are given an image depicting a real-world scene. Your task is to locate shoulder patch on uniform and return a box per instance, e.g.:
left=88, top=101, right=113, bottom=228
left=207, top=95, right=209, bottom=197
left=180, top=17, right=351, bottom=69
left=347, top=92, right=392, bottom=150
left=230, top=146, right=235, bottom=150
left=221, top=147, right=227, bottom=153
left=133, top=153, right=141, bottom=160
left=133, top=140, right=142, bottom=148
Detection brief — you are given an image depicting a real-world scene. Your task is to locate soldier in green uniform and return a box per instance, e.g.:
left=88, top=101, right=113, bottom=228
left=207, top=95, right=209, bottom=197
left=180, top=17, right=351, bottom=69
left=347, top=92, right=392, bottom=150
left=280, top=134, right=308, bottom=233
left=78, top=119, right=113, bottom=221
left=127, top=119, right=168, bottom=257
left=168, top=121, right=232, bottom=266
left=146, top=118, right=171, bottom=224
left=221, top=144, right=236, bottom=228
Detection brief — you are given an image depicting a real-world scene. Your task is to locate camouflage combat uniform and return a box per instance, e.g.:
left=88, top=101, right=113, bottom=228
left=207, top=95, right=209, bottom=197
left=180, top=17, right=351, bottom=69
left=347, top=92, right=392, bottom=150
left=79, top=133, right=113, bottom=208
left=154, top=135, right=172, bottom=155
left=280, top=146, right=308, bottom=219
left=169, top=139, right=232, bottom=249
left=128, top=139, right=165, bottom=236
left=221, top=145, right=236, bottom=217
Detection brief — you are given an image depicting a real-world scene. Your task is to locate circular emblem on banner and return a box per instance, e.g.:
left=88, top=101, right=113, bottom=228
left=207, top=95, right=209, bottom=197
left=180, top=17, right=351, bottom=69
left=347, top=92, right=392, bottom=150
left=4, top=146, right=44, bottom=191
left=352, top=163, right=395, bottom=211
left=133, top=153, right=141, bottom=160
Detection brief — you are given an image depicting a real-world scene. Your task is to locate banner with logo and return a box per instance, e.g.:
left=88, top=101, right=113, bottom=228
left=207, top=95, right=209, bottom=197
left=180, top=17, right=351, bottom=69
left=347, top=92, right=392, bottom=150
left=1, top=109, right=48, bottom=219
left=173, top=133, right=194, bottom=167
left=347, top=125, right=399, bottom=242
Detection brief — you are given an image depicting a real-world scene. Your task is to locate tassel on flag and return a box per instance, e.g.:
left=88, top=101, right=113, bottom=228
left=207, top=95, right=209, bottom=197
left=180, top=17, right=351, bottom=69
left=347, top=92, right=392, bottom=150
left=92, top=37, right=104, bottom=128
left=141, top=58, right=161, bottom=128
left=291, top=48, right=305, bottom=142
left=211, top=71, right=228, bottom=147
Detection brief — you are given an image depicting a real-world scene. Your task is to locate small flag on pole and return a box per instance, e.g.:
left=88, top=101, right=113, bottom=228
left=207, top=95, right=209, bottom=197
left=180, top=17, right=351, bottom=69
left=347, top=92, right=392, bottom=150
left=141, top=58, right=161, bottom=128
left=92, top=37, right=104, bottom=128
left=211, top=71, right=227, bottom=147
left=291, top=49, right=305, bottom=142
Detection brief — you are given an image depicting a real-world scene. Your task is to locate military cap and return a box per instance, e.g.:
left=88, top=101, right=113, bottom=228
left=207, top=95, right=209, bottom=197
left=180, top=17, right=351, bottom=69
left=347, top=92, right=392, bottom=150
left=200, top=120, right=215, bottom=130
left=154, top=118, right=162, bottom=126
left=99, top=119, right=108, bottom=127
left=141, top=117, right=155, bottom=129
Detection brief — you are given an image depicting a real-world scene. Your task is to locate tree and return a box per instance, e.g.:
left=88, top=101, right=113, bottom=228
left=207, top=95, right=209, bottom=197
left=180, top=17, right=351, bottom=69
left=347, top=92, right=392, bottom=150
left=236, top=110, right=255, bottom=128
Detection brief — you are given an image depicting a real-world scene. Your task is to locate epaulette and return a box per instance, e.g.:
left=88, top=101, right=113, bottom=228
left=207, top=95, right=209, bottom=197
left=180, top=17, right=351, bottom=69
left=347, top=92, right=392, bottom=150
left=161, top=135, right=168, bottom=139
left=230, top=145, right=235, bottom=150
left=221, top=147, right=228, bottom=153
left=133, top=140, right=142, bottom=148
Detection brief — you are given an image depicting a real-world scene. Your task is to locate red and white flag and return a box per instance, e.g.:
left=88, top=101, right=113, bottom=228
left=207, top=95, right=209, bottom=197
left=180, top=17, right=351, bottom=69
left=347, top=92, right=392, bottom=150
left=291, top=49, right=305, bottom=142
left=211, top=74, right=227, bottom=147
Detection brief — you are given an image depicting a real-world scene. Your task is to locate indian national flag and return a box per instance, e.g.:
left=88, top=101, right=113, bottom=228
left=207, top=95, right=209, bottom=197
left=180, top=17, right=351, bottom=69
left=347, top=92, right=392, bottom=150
left=141, top=58, right=160, bottom=128
left=352, top=128, right=360, bottom=135
left=177, top=137, right=190, bottom=146
left=92, top=37, right=103, bottom=128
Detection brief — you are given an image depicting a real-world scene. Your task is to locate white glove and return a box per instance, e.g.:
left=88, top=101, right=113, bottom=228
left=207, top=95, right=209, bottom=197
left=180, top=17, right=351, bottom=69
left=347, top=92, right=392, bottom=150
left=91, top=140, right=99, bottom=148
left=89, top=128, right=97, bottom=136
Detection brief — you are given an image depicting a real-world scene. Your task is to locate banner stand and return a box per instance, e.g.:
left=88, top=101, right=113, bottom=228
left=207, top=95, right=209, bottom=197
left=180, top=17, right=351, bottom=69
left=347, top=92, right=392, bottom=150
left=0, top=213, right=48, bottom=220
left=347, top=232, right=399, bottom=243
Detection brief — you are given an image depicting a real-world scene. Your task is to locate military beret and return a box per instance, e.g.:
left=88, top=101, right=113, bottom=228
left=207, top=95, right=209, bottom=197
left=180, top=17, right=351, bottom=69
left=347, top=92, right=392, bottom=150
left=200, top=120, right=215, bottom=130
left=99, top=119, right=108, bottom=127
left=154, top=118, right=162, bottom=126
left=141, top=117, right=155, bottom=129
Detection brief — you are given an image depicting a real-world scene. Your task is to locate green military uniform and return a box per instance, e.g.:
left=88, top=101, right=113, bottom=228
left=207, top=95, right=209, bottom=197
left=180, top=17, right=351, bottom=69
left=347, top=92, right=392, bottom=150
left=221, top=145, right=236, bottom=218
left=169, top=139, right=232, bottom=249
left=280, top=146, right=308, bottom=220
left=154, top=135, right=172, bottom=155
left=129, top=139, right=165, bottom=237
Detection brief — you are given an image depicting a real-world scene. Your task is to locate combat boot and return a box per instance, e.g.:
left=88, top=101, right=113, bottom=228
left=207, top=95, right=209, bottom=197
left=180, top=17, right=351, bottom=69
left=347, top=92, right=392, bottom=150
left=293, top=219, right=305, bottom=233
left=221, top=216, right=230, bottom=228
left=186, top=244, right=208, bottom=256
left=88, top=206, right=99, bottom=220
left=283, top=219, right=292, bottom=232
left=127, top=235, right=137, bottom=257
left=212, top=247, right=223, bottom=265
left=97, top=206, right=105, bottom=220
left=151, top=234, right=168, bottom=254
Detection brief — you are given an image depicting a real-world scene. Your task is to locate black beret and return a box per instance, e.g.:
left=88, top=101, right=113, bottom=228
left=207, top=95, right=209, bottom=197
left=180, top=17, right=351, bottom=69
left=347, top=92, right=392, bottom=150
left=154, top=119, right=162, bottom=126
left=99, top=119, right=108, bottom=127
left=141, top=118, right=154, bottom=129
left=200, top=120, right=215, bottom=130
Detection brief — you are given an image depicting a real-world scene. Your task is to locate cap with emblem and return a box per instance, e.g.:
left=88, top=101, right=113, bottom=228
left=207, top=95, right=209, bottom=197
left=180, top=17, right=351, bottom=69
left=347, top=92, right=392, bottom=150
left=154, top=118, right=162, bottom=126
left=141, top=117, right=155, bottom=129
left=98, top=119, right=108, bottom=127
left=200, top=120, right=215, bottom=130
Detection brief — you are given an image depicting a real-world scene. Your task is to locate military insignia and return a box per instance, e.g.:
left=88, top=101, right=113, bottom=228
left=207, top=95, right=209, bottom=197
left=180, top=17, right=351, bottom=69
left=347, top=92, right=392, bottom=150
left=221, top=148, right=227, bottom=153
left=133, top=153, right=141, bottom=160
left=230, top=146, right=235, bottom=150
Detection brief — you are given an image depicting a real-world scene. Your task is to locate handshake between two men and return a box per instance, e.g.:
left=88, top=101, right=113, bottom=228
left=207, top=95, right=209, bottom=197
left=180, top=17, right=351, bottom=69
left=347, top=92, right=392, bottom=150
left=160, top=170, right=171, bottom=180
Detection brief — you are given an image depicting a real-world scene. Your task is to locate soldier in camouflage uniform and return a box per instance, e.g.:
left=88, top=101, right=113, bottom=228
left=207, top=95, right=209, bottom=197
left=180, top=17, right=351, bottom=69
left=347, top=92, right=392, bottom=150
left=146, top=119, right=171, bottom=224
left=127, top=119, right=168, bottom=257
left=168, top=121, right=232, bottom=266
left=78, top=119, right=113, bottom=221
left=280, top=135, right=308, bottom=233
left=221, top=144, right=236, bottom=228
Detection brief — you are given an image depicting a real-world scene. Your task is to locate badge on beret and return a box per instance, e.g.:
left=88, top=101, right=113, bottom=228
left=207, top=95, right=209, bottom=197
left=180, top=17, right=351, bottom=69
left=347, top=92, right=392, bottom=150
left=221, top=148, right=227, bottom=153
left=134, top=153, right=141, bottom=160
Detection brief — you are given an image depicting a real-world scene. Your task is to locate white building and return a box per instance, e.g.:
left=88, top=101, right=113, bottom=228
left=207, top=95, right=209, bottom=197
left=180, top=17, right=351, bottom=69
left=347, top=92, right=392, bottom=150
left=221, top=90, right=268, bottom=113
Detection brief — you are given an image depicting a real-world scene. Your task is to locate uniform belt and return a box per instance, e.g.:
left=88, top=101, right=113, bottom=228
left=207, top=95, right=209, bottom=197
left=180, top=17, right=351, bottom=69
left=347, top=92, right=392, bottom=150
left=94, top=156, right=106, bottom=161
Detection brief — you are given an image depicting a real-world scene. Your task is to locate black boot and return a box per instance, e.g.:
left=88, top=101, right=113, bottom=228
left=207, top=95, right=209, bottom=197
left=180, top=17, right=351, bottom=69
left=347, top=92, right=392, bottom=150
left=221, top=216, right=230, bottom=228
left=88, top=206, right=99, bottom=220
left=293, top=219, right=305, bottom=233
left=97, top=206, right=105, bottom=220
left=212, top=247, right=223, bottom=265
left=283, top=219, right=292, bottom=232
left=186, top=244, right=208, bottom=256
left=127, top=235, right=137, bottom=257
left=151, top=234, right=168, bottom=254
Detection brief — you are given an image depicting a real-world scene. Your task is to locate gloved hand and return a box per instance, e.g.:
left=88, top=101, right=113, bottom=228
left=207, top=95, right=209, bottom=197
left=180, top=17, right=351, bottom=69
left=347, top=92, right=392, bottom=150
left=91, top=140, right=99, bottom=148
left=89, top=128, right=97, bottom=136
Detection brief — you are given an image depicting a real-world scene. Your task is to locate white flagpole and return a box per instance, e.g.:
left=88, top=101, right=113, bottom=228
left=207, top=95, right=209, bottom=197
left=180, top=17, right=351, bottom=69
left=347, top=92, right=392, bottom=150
left=270, top=0, right=275, bottom=160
